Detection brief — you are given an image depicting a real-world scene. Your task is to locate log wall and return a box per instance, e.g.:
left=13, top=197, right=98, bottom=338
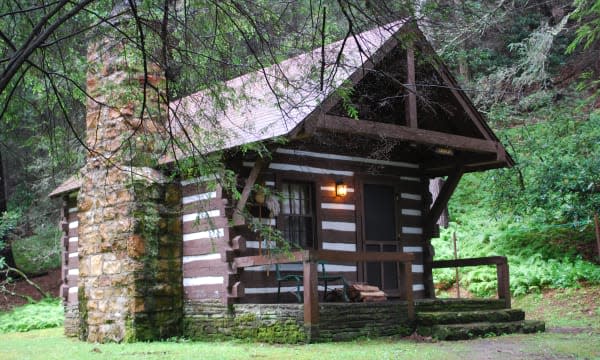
left=61, top=148, right=432, bottom=307
left=229, top=147, right=429, bottom=303
left=60, top=194, right=79, bottom=337
left=181, top=177, right=229, bottom=301
left=60, top=195, right=79, bottom=305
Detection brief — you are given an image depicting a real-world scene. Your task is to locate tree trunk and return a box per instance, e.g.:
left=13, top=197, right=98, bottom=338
left=0, top=150, right=6, bottom=213
left=453, top=0, right=471, bottom=83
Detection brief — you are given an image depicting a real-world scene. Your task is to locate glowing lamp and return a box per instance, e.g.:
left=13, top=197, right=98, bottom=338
left=335, top=181, right=347, bottom=197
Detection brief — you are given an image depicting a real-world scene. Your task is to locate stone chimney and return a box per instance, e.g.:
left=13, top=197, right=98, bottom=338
left=77, top=12, right=182, bottom=342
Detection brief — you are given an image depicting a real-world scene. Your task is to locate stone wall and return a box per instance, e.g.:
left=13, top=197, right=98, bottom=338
left=182, top=301, right=413, bottom=343
left=319, top=302, right=412, bottom=341
left=183, top=301, right=306, bottom=343
left=64, top=304, right=79, bottom=337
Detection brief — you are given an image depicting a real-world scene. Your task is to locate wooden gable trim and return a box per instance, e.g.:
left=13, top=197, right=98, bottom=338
left=411, top=28, right=492, bottom=141
left=413, top=28, right=515, bottom=169
left=310, top=114, right=504, bottom=155
left=406, top=43, right=417, bottom=128
left=290, top=23, right=408, bottom=139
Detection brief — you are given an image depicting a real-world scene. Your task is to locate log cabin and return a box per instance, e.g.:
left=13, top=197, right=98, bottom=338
left=50, top=20, right=543, bottom=343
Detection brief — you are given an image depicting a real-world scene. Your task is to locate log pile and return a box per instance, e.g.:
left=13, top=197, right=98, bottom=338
left=348, top=283, right=387, bottom=302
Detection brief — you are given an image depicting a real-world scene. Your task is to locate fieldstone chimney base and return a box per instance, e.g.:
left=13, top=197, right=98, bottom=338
left=77, top=167, right=182, bottom=342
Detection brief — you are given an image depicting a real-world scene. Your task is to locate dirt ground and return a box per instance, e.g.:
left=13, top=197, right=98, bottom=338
left=0, top=268, right=61, bottom=311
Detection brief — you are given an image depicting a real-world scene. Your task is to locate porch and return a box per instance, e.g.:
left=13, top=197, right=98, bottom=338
left=183, top=298, right=541, bottom=343
left=181, top=249, right=540, bottom=342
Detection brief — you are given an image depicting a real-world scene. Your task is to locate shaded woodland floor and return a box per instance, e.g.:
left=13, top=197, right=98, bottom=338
left=0, top=268, right=61, bottom=311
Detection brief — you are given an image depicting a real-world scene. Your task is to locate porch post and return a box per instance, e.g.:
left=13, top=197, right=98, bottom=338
left=303, top=251, right=319, bottom=341
left=497, top=259, right=511, bottom=309
left=403, top=261, right=415, bottom=321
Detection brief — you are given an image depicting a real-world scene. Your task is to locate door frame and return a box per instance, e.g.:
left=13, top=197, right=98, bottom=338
left=356, top=175, right=405, bottom=296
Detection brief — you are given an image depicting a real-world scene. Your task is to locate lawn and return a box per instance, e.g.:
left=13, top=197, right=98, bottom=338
left=1, top=327, right=599, bottom=360
left=1, top=286, right=599, bottom=360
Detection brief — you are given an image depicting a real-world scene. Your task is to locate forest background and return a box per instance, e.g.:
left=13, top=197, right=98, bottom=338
left=0, top=0, right=599, bottom=301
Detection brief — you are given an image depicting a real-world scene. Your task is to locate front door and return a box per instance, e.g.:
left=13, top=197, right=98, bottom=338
left=363, top=183, right=403, bottom=297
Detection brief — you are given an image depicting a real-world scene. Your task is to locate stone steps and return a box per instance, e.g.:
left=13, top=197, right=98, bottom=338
left=417, top=320, right=546, bottom=341
left=416, top=298, right=506, bottom=312
left=417, top=308, right=525, bottom=326
left=414, top=300, right=545, bottom=341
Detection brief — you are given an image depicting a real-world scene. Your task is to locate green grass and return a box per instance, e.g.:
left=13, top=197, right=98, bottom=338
left=514, top=286, right=600, bottom=329
left=0, top=287, right=599, bottom=359
left=0, top=298, right=63, bottom=333
left=0, top=326, right=598, bottom=360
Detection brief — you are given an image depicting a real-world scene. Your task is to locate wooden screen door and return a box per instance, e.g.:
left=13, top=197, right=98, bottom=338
left=363, top=183, right=403, bottom=297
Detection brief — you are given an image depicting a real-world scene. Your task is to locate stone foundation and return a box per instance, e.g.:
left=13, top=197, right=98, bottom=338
left=64, top=304, right=80, bottom=337
left=184, top=301, right=306, bottom=343
left=319, top=302, right=412, bottom=341
left=183, top=301, right=413, bottom=343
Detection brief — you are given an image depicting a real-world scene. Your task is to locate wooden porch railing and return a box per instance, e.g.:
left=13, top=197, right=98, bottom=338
left=232, top=249, right=416, bottom=329
left=431, top=256, right=511, bottom=308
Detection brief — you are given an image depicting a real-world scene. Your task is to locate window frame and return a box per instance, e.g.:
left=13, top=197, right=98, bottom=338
left=276, top=179, right=317, bottom=250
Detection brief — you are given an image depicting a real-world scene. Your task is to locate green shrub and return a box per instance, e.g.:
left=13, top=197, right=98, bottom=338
left=0, top=210, right=21, bottom=246
left=12, top=226, right=61, bottom=275
left=0, top=298, right=63, bottom=333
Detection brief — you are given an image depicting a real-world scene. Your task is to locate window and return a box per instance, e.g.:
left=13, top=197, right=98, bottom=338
left=280, top=182, right=315, bottom=249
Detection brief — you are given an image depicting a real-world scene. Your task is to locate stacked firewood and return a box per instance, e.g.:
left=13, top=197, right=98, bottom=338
left=348, top=283, right=387, bottom=302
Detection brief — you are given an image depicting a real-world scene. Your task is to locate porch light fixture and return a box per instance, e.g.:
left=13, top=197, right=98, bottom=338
left=434, top=146, right=455, bottom=156
left=335, top=181, right=347, bottom=197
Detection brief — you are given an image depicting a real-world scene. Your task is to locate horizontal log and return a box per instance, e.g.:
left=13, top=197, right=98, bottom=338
left=230, top=235, right=246, bottom=252
left=183, top=240, right=222, bottom=256
left=182, top=217, right=228, bottom=234
left=431, top=256, right=507, bottom=268
left=314, top=115, right=502, bottom=154
left=233, top=251, right=306, bottom=268
left=183, top=260, right=227, bottom=277
left=314, top=250, right=414, bottom=263
left=320, top=230, right=357, bottom=245
left=272, top=153, right=421, bottom=178
left=184, top=284, right=222, bottom=300
left=234, top=250, right=415, bottom=270
left=61, top=284, right=69, bottom=300
left=182, top=198, right=226, bottom=214
left=68, top=242, right=78, bottom=253
left=228, top=281, right=244, bottom=298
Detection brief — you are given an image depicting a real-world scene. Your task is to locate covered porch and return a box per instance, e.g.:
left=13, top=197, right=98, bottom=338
left=198, top=248, right=519, bottom=342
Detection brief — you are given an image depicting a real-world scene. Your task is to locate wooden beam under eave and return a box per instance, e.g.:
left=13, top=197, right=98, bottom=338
left=426, top=168, right=464, bottom=231
left=406, top=44, right=417, bottom=128
left=314, top=115, right=501, bottom=154
left=232, top=159, right=265, bottom=226
left=423, top=147, right=512, bottom=176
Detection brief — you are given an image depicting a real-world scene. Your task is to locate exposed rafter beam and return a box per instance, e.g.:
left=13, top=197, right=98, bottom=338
left=309, top=115, right=503, bottom=155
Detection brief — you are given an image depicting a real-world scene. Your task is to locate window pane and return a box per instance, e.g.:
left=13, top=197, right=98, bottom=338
left=281, top=182, right=314, bottom=248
